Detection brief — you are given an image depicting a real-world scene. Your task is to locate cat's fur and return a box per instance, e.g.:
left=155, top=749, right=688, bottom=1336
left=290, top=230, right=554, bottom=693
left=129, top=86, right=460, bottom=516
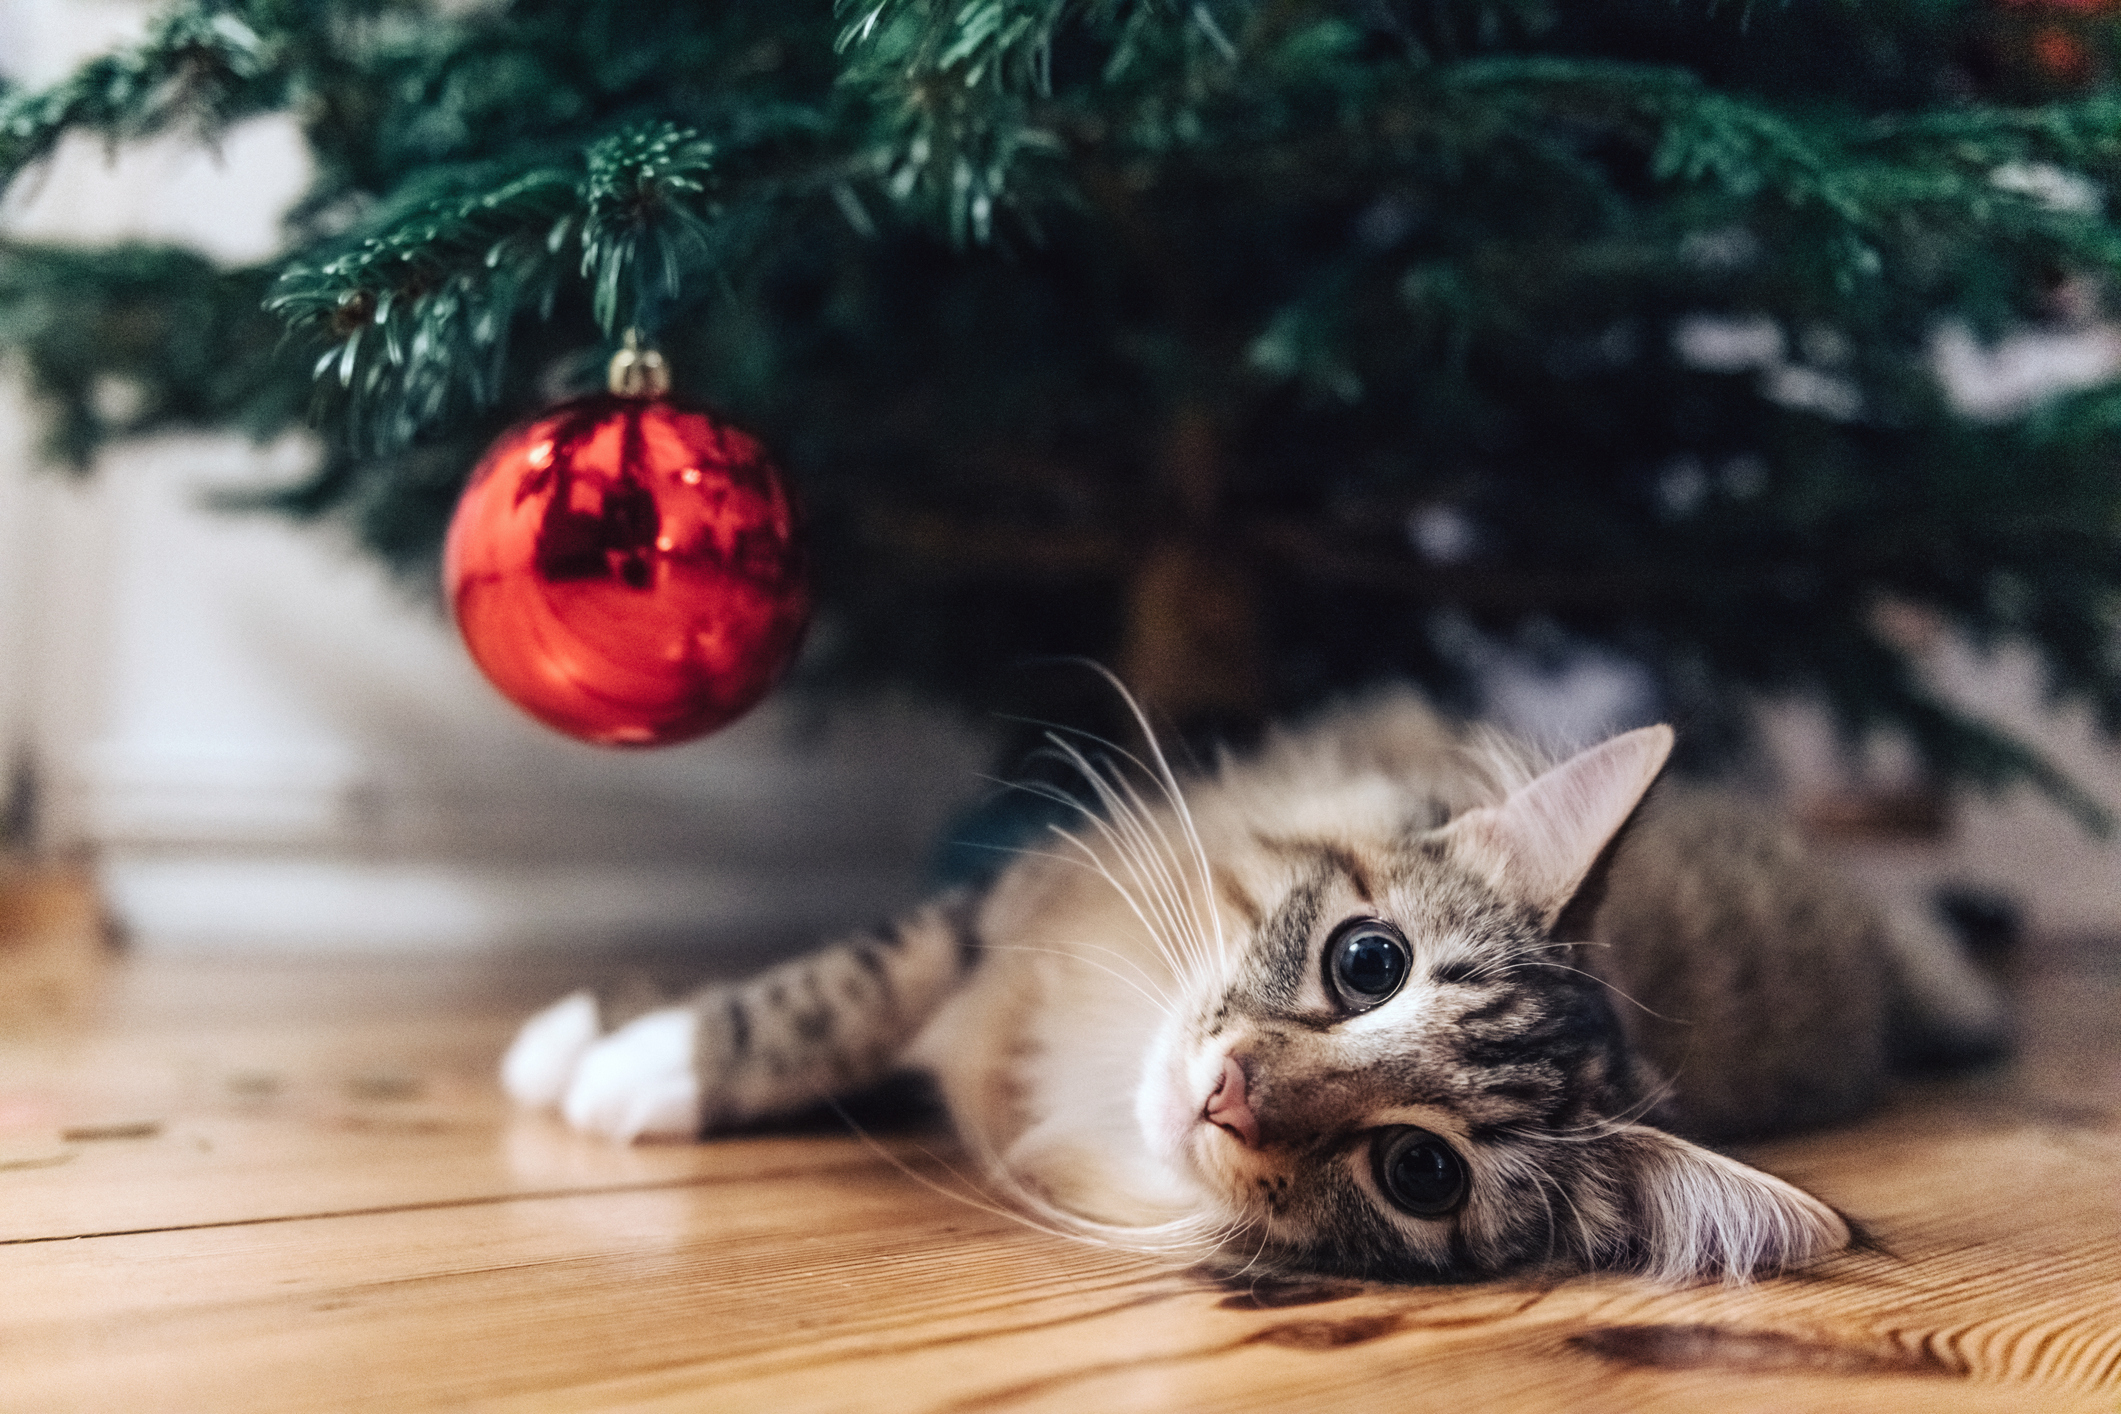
left=504, top=691, right=2004, bottom=1284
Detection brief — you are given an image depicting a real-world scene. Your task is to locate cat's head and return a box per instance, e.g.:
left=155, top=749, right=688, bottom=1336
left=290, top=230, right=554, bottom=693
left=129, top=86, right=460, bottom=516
left=1135, top=725, right=1851, bottom=1285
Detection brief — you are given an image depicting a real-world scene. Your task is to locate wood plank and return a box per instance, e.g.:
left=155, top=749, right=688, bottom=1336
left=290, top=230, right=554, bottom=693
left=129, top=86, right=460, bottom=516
left=0, top=954, right=752, bottom=1239
left=5, top=1123, right=2113, bottom=1414
left=2, top=941, right=2116, bottom=1412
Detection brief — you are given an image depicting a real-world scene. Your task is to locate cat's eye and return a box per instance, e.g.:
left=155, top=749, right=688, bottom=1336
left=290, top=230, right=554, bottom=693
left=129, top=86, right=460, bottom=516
left=1326, top=919, right=1410, bottom=1009
left=1371, top=1127, right=1469, bottom=1219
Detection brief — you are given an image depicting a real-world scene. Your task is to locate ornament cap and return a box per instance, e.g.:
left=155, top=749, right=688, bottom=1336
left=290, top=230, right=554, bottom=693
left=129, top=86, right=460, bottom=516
left=608, top=329, right=672, bottom=398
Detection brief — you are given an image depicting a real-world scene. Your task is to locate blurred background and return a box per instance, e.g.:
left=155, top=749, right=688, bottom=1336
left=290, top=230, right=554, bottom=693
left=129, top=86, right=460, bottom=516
left=0, top=0, right=987, bottom=959
left=1, top=0, right=2118, bottom=970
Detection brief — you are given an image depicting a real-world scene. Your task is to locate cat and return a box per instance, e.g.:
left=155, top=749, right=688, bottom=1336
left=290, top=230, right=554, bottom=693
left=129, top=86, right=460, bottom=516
left=502, top=689, right=2006, bottom=1285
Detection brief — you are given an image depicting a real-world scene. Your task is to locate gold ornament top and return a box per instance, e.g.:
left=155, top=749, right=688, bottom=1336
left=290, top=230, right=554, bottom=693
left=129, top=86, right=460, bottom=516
left=608, top=329, right=672, bottom=398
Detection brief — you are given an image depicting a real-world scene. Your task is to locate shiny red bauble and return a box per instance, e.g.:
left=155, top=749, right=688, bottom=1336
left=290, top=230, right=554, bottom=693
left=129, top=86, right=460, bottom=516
left=443, top=394, right=809, bottom=747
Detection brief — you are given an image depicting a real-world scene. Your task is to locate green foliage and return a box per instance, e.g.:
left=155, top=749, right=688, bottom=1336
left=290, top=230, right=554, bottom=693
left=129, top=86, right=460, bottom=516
left=0, top=3, right=279, bottom=178
left=268, top=162, right=579, bottom=446
left=0, top=241, right=297, bottom=462
left=2, top=0, right=2121, bottom=823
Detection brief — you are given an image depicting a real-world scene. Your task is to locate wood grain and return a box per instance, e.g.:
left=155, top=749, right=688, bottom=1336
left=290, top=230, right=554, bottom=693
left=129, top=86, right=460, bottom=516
left=2, top=942, right=2116, bottom=1413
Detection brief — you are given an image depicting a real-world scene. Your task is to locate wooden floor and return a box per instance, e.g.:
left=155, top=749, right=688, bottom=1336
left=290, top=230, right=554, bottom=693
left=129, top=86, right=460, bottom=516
left=2, top=934, right=2118, bottom=1414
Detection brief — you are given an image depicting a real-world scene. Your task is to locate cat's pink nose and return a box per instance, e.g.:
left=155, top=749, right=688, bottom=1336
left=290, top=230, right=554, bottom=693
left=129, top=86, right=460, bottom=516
left=1204, top=1054, right=1260, bottom=1148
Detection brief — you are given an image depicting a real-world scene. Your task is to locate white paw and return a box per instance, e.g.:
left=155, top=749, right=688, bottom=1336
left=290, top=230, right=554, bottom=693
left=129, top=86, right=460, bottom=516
left=562, top=1008, right=704, bottom=1142
left=501, top=991, right=602, bottom=1109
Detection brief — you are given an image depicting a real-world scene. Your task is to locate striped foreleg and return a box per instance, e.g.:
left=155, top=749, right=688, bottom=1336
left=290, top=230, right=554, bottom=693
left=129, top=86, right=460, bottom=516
left=502, top=891, right=981, bottom=1141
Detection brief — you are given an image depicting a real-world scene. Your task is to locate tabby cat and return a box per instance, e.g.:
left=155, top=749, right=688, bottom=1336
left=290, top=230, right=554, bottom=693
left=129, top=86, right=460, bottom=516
left=503, top=691, right=2003, bottom=1284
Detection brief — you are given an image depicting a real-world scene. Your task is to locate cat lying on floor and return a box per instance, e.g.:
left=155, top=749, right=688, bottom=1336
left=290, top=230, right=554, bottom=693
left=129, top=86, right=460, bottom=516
left=503, top=691, right=2004, bottom=1284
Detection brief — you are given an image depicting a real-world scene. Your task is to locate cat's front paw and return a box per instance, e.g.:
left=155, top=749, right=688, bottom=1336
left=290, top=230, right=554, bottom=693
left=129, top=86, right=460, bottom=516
left=560, top=1008, right=705, bottom=1142
left=500, top=991, right=603, bottom=1109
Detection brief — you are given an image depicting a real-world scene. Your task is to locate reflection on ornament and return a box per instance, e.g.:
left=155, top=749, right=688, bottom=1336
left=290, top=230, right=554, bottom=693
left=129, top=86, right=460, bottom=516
left=2032, top=23, right=2092, bottom=83
left=444, top=393, right=809, bottom=746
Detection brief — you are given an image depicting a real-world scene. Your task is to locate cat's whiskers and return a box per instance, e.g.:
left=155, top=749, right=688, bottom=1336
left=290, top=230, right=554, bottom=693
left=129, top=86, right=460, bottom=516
left=1532, top=1164, right=1599, bottom=1266
left=1006, top=771, right=1204, bottom=988
left=904, top=1046, right=1267, bottom=1264
left=1005, top=665, right=1230, bottom=989
left=1480, top=1142, right=1597, bottom=1270
left=981, top=827, right=1190, bottom=975
left=962, top=846, right=1197, bottom=1008
left=1044, top=738, right=1219, bottom=986
left=1100, top=677, right=1232, bottom=975
left=976, top=942, right=1180, bottom=1017
left=1044, top=815, right=1202, bottom=992
left=1211, top=1205, right=1283, bottom=1283
left=853, top=1115, right=1263, bottom=1271
left=1102, top=762, right=1225, bottom=978
left=1509, top=1158, right=1565, bottom=1265
left=1019, top=751, right=1195, bottom=963
left=984, top=1160, right=1261, bottom=1262
left=1050, top=666, right=1231, bottom=975
left=1569, top=1076, right=1685, bottom=1140
left=1482, top=955, right=1682, bottom=1024
left=824, top=1081, right=1207, bottom=1259
left=1491, top=1065, right=1683, bottom=1147
left=821, top=1104, right=1189, bottom=1257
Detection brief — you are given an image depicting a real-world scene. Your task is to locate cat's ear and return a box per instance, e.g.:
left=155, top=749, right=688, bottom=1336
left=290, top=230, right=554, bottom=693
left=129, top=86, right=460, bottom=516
left=1441, top=725, right=1674, bottom=925
left=1584, top=1125, right=1851, bottom=1283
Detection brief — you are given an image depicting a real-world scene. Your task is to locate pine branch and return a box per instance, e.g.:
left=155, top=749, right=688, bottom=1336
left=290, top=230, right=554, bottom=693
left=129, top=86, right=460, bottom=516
left=0, top=1, right=284, bottom=185
left=269, top=161, right=579, bottom=447
left=0, top=241, right=298, bottom=464
left=269, top=122, right=746, bottom=448
left=836, top=0, right=1087, bottom=243
left=571, top=124, right=724, bottom=333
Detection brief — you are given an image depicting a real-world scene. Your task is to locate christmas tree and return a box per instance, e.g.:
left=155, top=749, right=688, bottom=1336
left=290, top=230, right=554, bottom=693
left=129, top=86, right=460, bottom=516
left=5, top=0, right=2121, bottom=817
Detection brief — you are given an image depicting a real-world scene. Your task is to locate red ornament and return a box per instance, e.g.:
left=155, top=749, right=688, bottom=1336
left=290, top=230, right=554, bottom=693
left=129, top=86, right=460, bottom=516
left=443, top=392, right=809, bottom=746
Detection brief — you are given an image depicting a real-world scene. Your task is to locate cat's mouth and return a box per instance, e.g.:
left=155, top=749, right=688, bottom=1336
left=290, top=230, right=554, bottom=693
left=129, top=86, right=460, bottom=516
left=1134, top=1023, right=1198, bottom=1165
left=1135, top=1026, right=1247, bottom=1181
left=1137, top=1038, right=1287, bottom=1215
